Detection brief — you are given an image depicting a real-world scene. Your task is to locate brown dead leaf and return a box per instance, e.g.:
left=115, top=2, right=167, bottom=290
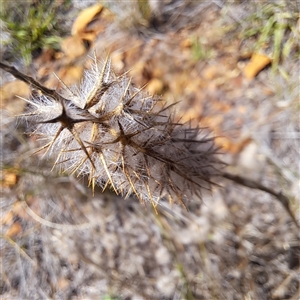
left=12, top=201, right=28, bottom=220
left=215, top=136, right=251, bottom=154
left=57, top=65, right=84, bottom=87
left=243, top=53, right=272, bottom=79
left=147, top=78, right=164, bottom=95
left=81, top=8, right=115, bottom=40
left=1, top=170, right=19, bottom=188
left=130, top=61, right=145, bottom=76
left=6, top=222, right=22, bottom=237
left=152, top=67, right=163, bottom=79
left=61, top=35, right=87, bottom=60
left=201, top=115, right=224, bottom=129
left=1, top=211, right=14, bottom=226
left=0, top=80, right=30, bottom=115
left=71, top=4, right=114, bottom=43
left=34, top=48, right=56, bottom=68
left=77, top=32, right=96, bottom=42
left=180, top=38, right=192, bottom=48
left=72, top=4, right=104, bottom=36
left=262, top=87, right=275, bottom=96
left=99, top=6, right=115, bottom=22
left=180, top=106, right=203, bottom=121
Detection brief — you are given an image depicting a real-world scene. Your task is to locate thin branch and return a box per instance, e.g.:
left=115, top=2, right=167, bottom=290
left=0, top=61, right=68, bottom=102
left=20, top=197, right=97, bottom=231
left=222, top=172, right=299, bottom=228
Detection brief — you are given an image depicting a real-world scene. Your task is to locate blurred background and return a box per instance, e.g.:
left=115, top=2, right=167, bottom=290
left=1, top=1, right=299, bottom=299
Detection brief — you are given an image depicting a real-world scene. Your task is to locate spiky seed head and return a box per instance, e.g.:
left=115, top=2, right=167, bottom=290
left=21, top=55, right=222, bottom=208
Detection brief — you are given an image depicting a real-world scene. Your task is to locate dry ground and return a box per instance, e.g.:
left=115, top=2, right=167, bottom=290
left=1, top=1, right=299, bottom=299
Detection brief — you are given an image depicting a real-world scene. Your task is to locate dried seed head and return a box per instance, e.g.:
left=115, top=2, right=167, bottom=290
left=21, top=55, right=222, bottom=208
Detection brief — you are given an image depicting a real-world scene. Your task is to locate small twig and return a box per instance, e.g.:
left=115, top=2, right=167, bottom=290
left=0, top=61, right=67, bottom=102
left=20, top=196, right=97, bottom=231
left=222, top=171, right=299, bottom=228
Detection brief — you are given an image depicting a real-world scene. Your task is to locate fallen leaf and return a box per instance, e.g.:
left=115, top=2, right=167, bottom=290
left=243, top=53, right=272, bottom=79
left=80, top=6, right=115, bottom=39
left=72, top=4, right=104, bottom=36
left=1, top=211, right=14, bottom=225
left=6, top=222, right=22, bottom=237
left=201, top=115, right=224, bottom=129
left=151, top=67, right=163, bottom=79
left=57, top=65, right=84, bottom=87
left=61, top=35, right=87, bottom=60
left=180, top=38, right=192, bottom=48
left=181, top=106, right=203, bottom=121
left=98, top=6, right=115, bottom=22
left=77, top=32, right=96, bottom=42
left=215, top=136, right=251, bottom=154
left=0, top=80, right=30, bottom=114
left=12, top=201, right=28, bottom=220
left=262, top=87, right=275, bottom=96
left=34, top=48, right=56, bottom=68
left=1, top=170, right=19, bottom=188
left=147, top=78, right=164, bottom=95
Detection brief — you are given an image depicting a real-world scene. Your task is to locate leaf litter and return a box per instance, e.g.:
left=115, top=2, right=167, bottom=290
left=0, top=1, right=299, bottom=299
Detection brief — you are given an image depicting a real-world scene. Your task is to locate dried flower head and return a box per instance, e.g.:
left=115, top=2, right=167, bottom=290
left=20, top=55, right=222, bottom=208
